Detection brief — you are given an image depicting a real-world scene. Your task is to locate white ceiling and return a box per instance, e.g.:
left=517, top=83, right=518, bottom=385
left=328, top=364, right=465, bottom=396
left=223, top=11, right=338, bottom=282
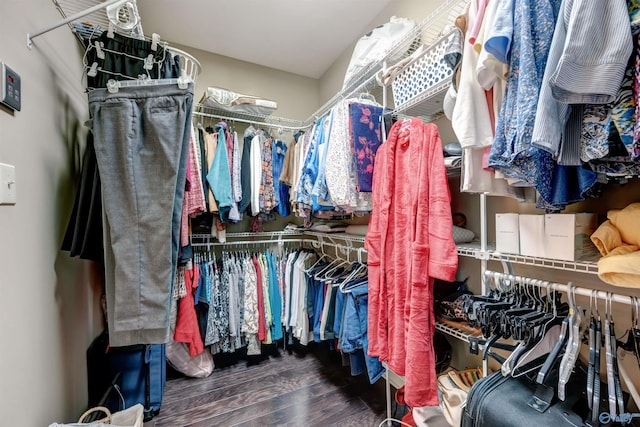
left=136, top=0, right=393, bottom=79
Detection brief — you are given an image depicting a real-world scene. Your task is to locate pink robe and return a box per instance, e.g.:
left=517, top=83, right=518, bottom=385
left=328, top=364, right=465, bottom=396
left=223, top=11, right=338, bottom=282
left=365, top=118, right=458, bottom=407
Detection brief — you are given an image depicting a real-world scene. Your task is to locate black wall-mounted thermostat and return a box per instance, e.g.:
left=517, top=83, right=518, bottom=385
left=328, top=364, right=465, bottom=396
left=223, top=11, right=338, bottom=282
left=1, top=62, right=21, bottom=112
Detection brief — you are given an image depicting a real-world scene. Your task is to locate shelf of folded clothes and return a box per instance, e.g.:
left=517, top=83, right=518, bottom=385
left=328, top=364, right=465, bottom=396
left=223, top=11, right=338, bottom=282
left=194, top=86, right=305, bottom=130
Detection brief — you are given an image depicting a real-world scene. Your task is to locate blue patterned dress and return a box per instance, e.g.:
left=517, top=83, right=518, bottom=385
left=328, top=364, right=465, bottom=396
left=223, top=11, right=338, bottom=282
left=488, top=0, right=561, bottom=206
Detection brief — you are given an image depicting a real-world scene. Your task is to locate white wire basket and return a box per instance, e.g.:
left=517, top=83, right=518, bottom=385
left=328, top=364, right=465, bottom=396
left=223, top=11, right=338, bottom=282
left=391, top=26, right=460, bottom=111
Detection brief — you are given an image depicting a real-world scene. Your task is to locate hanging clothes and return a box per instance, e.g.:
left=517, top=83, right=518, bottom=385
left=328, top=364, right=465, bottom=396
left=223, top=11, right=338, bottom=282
left=266, top=252, right=284, bottom=341
left=238, top=126, right=255, bottom=214
left=260, top=138, right=278, bottom=215
left=325, top=100, right=358, bottom=210
left=91, top=81, right=194, bottom=347
left=366, top=118, right=458, bottom=407
left=203, top=131, right=219, bottom=213
left=242, top=256, right=261, bottom=355
left=207, top=123, right=233, bottom=221
left=340, top=282, right=385, bottom=384
left=311, top=112, right=335, bottom=212
left=250, top=131, right=265, bottom=216
left=349, top=101, right=384, bottom=192
left=174, top=265, right=204, bottom=357
left=181, top=125, right=206, bottom=248
left=61, top=132, right=104, bottom=263
left=487, top=0, right=561, bottom=207
left=450, top=0, right=523, bottom=198
left=63, top=33, right=182, bottom=265
left=272, top=139, right=291, bottom=217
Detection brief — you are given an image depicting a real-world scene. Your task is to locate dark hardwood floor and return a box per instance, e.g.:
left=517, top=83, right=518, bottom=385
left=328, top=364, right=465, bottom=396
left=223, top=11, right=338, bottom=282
left=153, top=342, right=396, bottom=427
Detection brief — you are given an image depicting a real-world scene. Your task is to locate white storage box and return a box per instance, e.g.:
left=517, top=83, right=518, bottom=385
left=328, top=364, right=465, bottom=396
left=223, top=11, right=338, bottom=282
left=544, top=213, right=598, bottom=261
left=495, top=213, right=520, bottom=254
left=519, top=215, right=546, bottom=258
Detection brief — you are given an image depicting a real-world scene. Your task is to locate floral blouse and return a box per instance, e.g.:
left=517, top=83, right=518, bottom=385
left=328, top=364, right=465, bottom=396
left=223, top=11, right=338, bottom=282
left=350, top=102, right=383, bottom=192
left=488, top=0, right=560, bottom=207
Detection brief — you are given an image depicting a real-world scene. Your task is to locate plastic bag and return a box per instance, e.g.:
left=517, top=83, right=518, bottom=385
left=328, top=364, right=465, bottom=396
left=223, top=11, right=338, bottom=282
left=343, top=16, right=417, bottom=88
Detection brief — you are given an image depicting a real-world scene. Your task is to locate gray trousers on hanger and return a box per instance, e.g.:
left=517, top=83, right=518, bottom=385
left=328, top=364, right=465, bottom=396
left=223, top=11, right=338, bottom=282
left=89, top=83, right=194, bottom=346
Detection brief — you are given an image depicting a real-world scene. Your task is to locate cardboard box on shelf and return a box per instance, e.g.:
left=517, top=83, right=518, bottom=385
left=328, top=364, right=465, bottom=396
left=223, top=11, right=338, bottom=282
left=495, top=213, right=520, bottom=254
left=544, top=213, right=599, bottom=261
left=519, top=215, right=546, bottom=258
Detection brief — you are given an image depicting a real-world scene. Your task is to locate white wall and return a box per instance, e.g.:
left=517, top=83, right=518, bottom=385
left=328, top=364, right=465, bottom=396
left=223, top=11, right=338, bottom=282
left=0, top=1, right=103, bottom=426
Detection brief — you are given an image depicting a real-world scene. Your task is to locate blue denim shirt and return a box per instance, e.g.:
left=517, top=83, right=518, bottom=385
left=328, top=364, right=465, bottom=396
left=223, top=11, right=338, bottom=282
left=207, top=126, right=233, bottom=221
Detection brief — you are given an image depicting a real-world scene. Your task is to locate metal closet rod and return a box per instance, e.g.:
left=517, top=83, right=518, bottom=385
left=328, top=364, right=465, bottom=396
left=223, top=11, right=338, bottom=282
left=304, top=74, right=380, bottom=127
left=190, top=238, right=365, bottom=259
left=28, top=0, right=125, bottom=48
left=484, top=270, right=638, bottom=306
left=191, top=110, right=308, bottom=132
left=191, top=238, right=314, bottom=247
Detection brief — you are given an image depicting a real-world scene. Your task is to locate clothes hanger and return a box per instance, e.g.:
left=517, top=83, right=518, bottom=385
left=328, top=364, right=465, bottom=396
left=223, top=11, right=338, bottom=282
left=557, top=282, right=584, bottom=401
left=356, top=91, right=380, bottom=105
left=105, top=0, right=144, bottom=40
left=337, top=262, right=368, bottom=292
left=502, top=280, right=552, bottom=376
left=619, top=296, right=640, bottom=367
left=604, top=292, right=625, bottom=418
left=587, top=291, right=603, bottom=426
left=319, top=257, right=351, bottom=280
left=533, top=282, right=570, bottom=383
left=506, top=279, right=568, bottom=378
left=302, top=249, right=329, bottom=274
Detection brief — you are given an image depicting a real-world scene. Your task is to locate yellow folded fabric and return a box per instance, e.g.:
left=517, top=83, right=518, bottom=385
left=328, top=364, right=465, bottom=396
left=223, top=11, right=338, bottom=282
left=590, top=203, right=640, bottom=287
left=598, top=249, right=640, bottom=288
left=608, top=202, right=640, bottom=246
left=590, top=220, right=621, bottom=256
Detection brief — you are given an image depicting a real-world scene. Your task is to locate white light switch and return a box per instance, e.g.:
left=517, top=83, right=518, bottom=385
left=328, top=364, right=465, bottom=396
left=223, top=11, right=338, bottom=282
left=0, top=163, right=16, bottom=205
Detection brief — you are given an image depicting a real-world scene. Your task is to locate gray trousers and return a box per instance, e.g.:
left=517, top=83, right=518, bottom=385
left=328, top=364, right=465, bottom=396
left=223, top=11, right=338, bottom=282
left=89, top=83, right=194, bottom=346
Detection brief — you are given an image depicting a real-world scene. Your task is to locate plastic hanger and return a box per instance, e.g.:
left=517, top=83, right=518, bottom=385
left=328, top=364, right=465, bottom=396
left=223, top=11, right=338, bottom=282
left=357, top=91, right=379, bottom=105
left=509, top=281, right=567, bottom=378
left=105, top=0, right=143, bottom=39
left=106, top=76, right=190, bottom=93
left=337, top=248, right=367, bottom=291
left=535, top=315, right=569, bottom=382
left=337, top=263, right=368, bottom=292
left=302, top=247, right=328, bottom=274
left=604, top=292, right=625, bottom=417
left=319, top=258, right=351, bottom=280
left=588, top=291, right=602, bottom=426
left=558, top=283, right=584, bottom=401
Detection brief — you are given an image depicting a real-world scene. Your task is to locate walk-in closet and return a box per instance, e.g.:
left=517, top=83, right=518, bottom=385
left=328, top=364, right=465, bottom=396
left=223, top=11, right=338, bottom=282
left=2, top=0, right=640, bottom=426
